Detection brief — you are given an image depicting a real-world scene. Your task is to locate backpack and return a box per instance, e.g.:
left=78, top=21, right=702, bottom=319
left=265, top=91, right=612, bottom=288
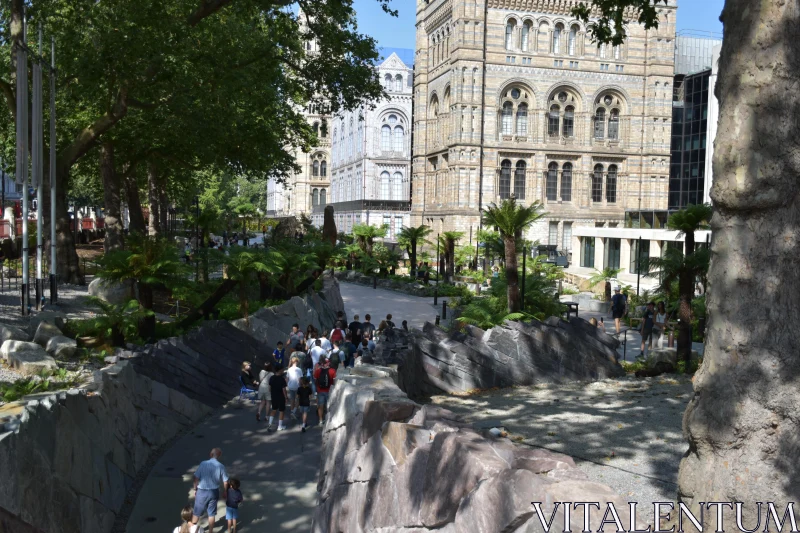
left=316, top=368, right=331, bottom=389
left=612, top=294, right=625, bottom=313
left=329, top=350, right=341, bottom=368
left=330, top=328, right=344, bottom=343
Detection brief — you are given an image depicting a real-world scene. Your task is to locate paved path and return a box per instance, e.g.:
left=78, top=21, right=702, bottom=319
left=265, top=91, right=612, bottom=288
left=339, top=281, right=447, bottom=329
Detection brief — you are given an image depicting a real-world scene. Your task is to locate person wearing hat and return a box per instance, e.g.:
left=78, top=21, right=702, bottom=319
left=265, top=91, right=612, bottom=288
left=610, top=286, right=627, bottom=335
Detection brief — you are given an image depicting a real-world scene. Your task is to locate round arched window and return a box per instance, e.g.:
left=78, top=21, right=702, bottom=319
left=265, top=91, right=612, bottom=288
left=604, top=95, right=614, bottom=106
left=558, top=92, right=568, bottom=103
left=511, top=88, right=521, bottom=99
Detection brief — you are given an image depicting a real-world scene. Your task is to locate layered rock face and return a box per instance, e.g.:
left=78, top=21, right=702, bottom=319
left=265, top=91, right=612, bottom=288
left=394, top=317, right=624, bottom=399
left=313, top=365, right=636, bottom=533
left=0, top=362, right=213, bottom=533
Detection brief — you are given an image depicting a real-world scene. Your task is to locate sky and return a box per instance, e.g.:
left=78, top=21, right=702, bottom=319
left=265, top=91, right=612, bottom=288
left=352, top=0, right=725, bottom=50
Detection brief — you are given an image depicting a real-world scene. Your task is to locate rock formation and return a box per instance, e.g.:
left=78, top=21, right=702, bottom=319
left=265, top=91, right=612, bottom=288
left=313, top=364, right=638, bottom=533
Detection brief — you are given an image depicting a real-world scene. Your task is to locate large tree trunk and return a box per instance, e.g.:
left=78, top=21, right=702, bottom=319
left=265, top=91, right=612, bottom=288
left=504, top=234, right=520, bottom=313
left=137, top=282, right=156, bottom=340
left=158, top=179, right=168, bottom=235
left=410, top=241, right=417, bottom=278
left=447, top=240, right=455, bottom=282
left=100, top=142, right=123, bottom=252
left=55, top=168, right=83, bottom=284
left=147, top=161, right=160, bottom=236
left=677, top=0, right=800, bottom=523
left=124, top=170, right=146, bottom=234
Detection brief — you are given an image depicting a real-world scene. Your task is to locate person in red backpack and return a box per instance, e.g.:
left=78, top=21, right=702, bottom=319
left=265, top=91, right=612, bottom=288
left=330, top=321, right=346, bottom=343
left=313, top=356, right=336, bottom=423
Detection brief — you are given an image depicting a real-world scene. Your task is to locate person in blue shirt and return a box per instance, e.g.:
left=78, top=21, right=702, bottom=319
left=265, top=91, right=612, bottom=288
left=273, top=341, right=285, bottom=367
left=192, top=448, right=229, bottom=532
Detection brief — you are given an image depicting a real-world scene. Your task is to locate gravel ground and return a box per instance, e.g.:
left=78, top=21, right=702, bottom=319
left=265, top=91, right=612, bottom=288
left=431, top=374, right=694, bottom=522
left=0, top=281, right=93, bottom=330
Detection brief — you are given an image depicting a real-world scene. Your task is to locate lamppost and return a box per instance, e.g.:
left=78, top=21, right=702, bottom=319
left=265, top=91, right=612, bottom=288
left=636, top=236, right=642, bottom=297
left=434, top=232, right=440, bottom=306
left=521, top=243, right=527, bottom=310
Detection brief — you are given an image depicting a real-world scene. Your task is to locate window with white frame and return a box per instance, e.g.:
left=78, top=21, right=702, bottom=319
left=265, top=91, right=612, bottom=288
left=380, top=171, right=390, bottom=199
left=392, top=172, right=403, bottom=200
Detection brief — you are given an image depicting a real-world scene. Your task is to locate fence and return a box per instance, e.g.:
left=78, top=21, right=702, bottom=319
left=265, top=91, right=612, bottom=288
left=0, top=256, right=101, bottom=294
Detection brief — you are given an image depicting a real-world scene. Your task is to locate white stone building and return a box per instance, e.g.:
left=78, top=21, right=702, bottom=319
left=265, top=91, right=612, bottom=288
left=314, top=49, right=414, bottom=241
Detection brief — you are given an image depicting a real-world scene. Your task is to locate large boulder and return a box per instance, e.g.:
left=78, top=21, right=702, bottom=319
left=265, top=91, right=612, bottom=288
left=87, top=278, right=133, bottom=305
left=0, top=323, right=30, bottom=343
left=0, top=340, right=57, bottom=375
left=46, top=336, right=78, bottom=359
left=33, top=321, right=62, bottom=348
left=27, top=311, right=67, bottom=337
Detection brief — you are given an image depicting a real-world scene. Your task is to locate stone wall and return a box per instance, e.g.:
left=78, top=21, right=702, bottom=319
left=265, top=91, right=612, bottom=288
left=313, top=365, right=637, bottom=532
left=0, top=361, right=213, bottom=533
left=395, top=318, right=624, bottom=399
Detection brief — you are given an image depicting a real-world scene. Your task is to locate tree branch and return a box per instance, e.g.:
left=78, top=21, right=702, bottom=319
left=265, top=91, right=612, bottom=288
left=188, top=0, right=293, bottom=27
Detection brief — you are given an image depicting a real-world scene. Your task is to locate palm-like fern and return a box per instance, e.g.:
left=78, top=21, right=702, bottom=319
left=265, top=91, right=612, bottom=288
left=398, top=225, right=433, bottom=276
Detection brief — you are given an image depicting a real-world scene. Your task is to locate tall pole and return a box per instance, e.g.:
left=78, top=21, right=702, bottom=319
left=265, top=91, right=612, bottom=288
left=636, top=235, right=642, bottom=297
left=434, top=232, right=439, bottom=306
left=17, top=15, right=30, bottom=315
left=49, top=36, right=57, bottom=303
left=34, top=25, right=44, bottom=310
left=521, top=243, right=526, bottom=310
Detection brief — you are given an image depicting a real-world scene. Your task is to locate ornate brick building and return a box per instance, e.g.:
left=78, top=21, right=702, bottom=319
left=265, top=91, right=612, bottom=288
left=411, top=0, right=677, bottom=255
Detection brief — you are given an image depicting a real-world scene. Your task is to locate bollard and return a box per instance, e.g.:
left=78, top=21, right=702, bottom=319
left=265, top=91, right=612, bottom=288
left=442, top=300, right=447, bottom=320
left=435, top=314, right=440, bottom=326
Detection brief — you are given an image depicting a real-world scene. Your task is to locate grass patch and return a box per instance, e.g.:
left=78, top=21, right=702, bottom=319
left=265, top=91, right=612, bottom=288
left=0, top=368, right=79, bottom=403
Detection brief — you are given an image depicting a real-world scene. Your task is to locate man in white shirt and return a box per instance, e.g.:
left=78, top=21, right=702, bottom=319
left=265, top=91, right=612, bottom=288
left=309, top=339, right=326, bottom=368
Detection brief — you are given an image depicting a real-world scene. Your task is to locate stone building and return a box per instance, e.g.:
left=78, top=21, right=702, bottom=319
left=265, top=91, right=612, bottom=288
left=315, top=49, right=414, bottom=240
left=410, top=0, right=677, bottom=255
left=266, top=14, right=331, bottom=219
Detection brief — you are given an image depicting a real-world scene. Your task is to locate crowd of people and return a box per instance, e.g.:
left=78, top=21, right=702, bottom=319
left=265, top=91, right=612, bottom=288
left=588, top=286, right=672, bottom=356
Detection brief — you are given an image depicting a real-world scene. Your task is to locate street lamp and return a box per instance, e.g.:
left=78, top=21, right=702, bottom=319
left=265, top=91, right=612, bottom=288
left=434, top=232, right=440, bottom=307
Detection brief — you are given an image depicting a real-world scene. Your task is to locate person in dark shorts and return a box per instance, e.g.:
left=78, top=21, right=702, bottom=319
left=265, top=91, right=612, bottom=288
left=348, top=314, right=362, bottom=346
left=640, top=301, right=656, bottom=356
left=267, top=366, right=288, bottom=432
left=297, top=377, right=313, bottom=432
left=225, top=478, right=244, bottom=533
left=610, top=286, right=627, bottom=334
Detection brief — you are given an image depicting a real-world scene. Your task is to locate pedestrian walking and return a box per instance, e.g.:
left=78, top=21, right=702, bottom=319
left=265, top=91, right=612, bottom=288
left=313, top=356, right=336, bottom=424
left=225, top=478, right=243, bottom=533
left=255, top=363, right=274, bottom=422
left=640, top=301, right=656, bottom=356
left=348, top=314, right=362, bottom=346
left=267, top=365, right=289, bottom=432
left=286, top=356, right=303, bottom=417
left=297, top=377, right=312, bottom=432
left=611, top=286, right=627, bottom=335
left=191, top=448, right=229, bottom=533
left=173, top=505, right=199, bottom=533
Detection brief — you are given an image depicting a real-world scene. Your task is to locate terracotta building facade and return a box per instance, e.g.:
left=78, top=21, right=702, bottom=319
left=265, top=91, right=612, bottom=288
left=411, top=0, right=677, bottom=253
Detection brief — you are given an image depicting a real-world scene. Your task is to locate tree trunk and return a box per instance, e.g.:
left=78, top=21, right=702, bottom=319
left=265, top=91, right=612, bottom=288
left=124, top=170, right=146, bottom=234
left=137, top=283, right=156, bottom=340
left=178, top=278, right=238, bottom=328
left=447, top=241, right=455, bottom=282
left=410, top=241, right=417, bottom=278
left=677, top=270, right=694, bottom=365
left=55, top=168, right=83, bottom=284
left=604, top=281, right=611, bottom=302
left=322, top=205, right=337, bottom=246
left=158, top=179, right=168, bottom=235
left=146, top=161, right=160, bottom=236
left=504, top=234, right=520, bottom=313
left=100, top=142, right=123, bottom=252
left=677, top=0, right=800, bottom=522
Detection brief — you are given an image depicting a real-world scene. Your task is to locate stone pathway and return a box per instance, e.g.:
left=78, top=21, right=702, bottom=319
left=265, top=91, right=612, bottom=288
left=339, top=281, right=447, bottom=329
left=125, top=397, right=323, bottom=533
left=431, top=375, right=694, bottom=523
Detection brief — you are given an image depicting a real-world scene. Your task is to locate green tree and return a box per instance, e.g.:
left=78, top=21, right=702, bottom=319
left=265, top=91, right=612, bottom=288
left=481, top=199, right=547, bottom=313
left=438, top=231, right=464, bottom=283
left=588, top=267, right=622, bottom=302
left=352, top=223, right=387, bottom=257
left=397, top=224, right=432, bottom=278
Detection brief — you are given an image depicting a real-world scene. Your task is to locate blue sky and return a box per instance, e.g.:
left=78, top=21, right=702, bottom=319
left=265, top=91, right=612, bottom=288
left=353, top=0, right=724, bottom=50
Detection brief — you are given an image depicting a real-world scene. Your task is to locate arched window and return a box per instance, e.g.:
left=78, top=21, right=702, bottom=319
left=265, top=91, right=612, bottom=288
left=380, top=171, right=390, bottom=199
left=357, top=121, right=363, bottom=152
left=514, top=161, right=526, bottom=199
left=553, top=23, right=564, bottom=54
left=548, top=105, right=560, bottom=136
left=592, top=164, right=604, bottom=202
left=563, top=106, right=575, bottom=137
left=320, top=189, right=327, bottom=205
left=393, top=172, right=403, bottom=200
left=606, top=165, right=618, bottom=203
left=320, top=119, right=328, bottom=137
left=561, top=163, right=573, bottom=201
left=568, top=26, right=578, bottom=56
left=521, top=21, right=531, bottom=51
left=599, top=43, right=606, bottom=59
left=320, top=160, right=327, bottom=177
left=393, top=126, right=404, bottom=152
left=505, top=19, right=516, bottom=50
left=349, top=118, right=354, bottom=157
left=312, top=188, right=319, bottom=206
left=332, top=129, right=337, bottom=159
left=613, top=45, right=621, bottom=60
left=381, top=125, right=392, bottom=151
left=395, top=74, right=403, bottom=92
left=594, top=108, right=606, bottom=139
left=312, top=122, right=320, bottom=136
left=385, top=74, right=392, bottom=88
left=499, top=159, right=512, bottom=199
left=313, top=160, right=320, bottom=177
left=501, top=102, right=513, bottom=135
left=608, top=109, right=620, bottom=140
left=546, top=162, right=558, bottom=201
left=516, top=103, right=528, bottom=136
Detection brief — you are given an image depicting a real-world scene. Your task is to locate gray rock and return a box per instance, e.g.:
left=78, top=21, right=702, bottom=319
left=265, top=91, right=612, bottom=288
left=0, top=340, right=58, bottom=375
left=0, top=323, right=30, bottom=343
left=45, top=335, right=78, bottom=359
left=28, top=310, right=67, bottom=337
left=87, top=278, right=133, bottom=305
left=33, top=321, right=62, bottom=348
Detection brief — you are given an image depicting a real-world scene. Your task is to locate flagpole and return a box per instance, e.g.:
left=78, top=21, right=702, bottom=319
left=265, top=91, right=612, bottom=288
left=49, top=36, right=57, bottom=303
left=17, top=13, right=30, bottom=315
left=35, top=24, right=44, bottom=310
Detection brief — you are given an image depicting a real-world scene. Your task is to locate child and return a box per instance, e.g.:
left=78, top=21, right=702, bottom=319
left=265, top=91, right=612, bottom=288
left=273, top=342, right=285, bottom=368
left=297, top=376, right=312, bottom=432
left=173, top=505, right=199, bottom=533
left=267, top=365, right=289, bottom=432
left=225, top=478, right=244, bottom=533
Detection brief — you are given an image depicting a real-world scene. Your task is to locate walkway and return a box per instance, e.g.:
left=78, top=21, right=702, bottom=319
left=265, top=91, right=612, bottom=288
left=339, top=281, right=447, bottom=329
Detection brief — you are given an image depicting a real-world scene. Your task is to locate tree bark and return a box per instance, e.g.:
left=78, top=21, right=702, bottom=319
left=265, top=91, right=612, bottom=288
left=504, top=234, right=519, bottom=313
left=124, top=170, right=146, bottom=234
left=55, top=167, right=83, bottom=284
left=677, top=0, right=800, bottom=522
left=410, top=240, right=417, bottom=278
left=100, top=142, right=123, bottom=252
left=178, top=278, right=238, bottom=328
left=147, top=161, right=160, bottom=236
left=158, top=179, right=168, bottom=234
left=137, top=283, right=156, bottom=340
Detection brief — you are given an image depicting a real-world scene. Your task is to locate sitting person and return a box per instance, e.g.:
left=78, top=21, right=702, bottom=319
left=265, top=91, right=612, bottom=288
left=240, top=362, right=258, bottom=390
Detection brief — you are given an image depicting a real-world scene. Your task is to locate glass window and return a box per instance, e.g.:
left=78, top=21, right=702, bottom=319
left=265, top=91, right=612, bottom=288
left=546, top=163, right=558, bottom=201
left=395, top=74, right=403, bottom=92
left=581, top=237, right=595, bottom=268
left=604, top=238, right=621, bottom=270
left=312, top=188, right=319, bottom=206
left=630, top=239, right=651, bottom=274
left=499, top=160, right=512, bottom=199
left=608, top=109, right=619, bottom=140
left=562, top=222, right=572, bottom=251
left=393, top=172, right=403, bottom=200
left=568, top=26, right=578, bottom=56
left=594, top=108, right=605, bottom=139
left=380, top=171, right=390, bottom=199
left=563, top=106, right=574, bottom=137
left=514, top=161, right=526, bottom=199
left=505, top=20, right=516, bottom=50
left=320, top=189, right=326, bottom=205
left=501, top=102, right=513, bottom=135
left=393, top=126, right=404, bottom=152
left=381, top=125, right=391, bottom=151
left=313, top=160, right=320, bottom=177
left=592, top=164, right=603, bottom=202
left=548, top=105, right=560, bottom=136
left=320, top=161, right=327, bottom=177
left=516, top=103, right=528, bottom=136
left=549, top=222, right=559, bottom=245
left=553, top=24, right=563, bottom=53
left=561, top=163, right=572, bottom=201
left=521, top=22, right=530, bottom=51
left=606, top=165, right=618, bottom=203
